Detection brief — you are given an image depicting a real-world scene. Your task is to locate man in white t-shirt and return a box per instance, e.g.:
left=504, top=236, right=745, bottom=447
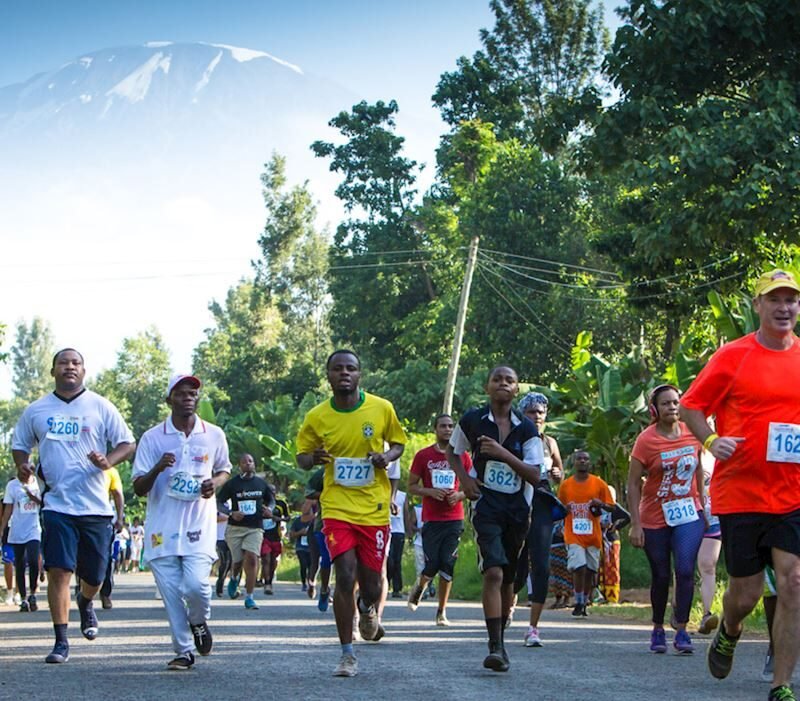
left=129, top=517, right=145, bottom=573
left=1, top=475, right=43, bottom=611
left=12, top=348, right=135, bottom=664
left=133, top=374, right=231, bottom=670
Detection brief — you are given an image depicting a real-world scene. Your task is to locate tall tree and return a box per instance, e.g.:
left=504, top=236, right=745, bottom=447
left=12, top=317, right=55, bottom=402
left=433, top=0, right=609, bottom=149
left=92, top=328, right=171, bottom=439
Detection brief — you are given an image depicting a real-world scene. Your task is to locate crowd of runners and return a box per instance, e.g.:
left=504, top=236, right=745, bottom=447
left=2, top=268, right=800, bottom=701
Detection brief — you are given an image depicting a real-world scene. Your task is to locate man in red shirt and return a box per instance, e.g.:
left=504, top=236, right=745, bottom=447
left=681, top=268, right=800, bottom=701
left=407, top=414, right=470, bottom=626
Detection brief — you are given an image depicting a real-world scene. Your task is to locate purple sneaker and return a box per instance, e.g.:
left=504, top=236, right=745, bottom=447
left=674, top=629, right=694, bottom=654
left=650, top=627, right=667, bottom=653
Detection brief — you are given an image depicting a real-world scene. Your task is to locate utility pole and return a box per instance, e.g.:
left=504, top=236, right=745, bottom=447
left=443, top=236, right=479, bottom=415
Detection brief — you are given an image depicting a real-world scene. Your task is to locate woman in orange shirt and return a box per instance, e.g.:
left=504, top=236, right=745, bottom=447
left=628, top=385, right=705, bottom=655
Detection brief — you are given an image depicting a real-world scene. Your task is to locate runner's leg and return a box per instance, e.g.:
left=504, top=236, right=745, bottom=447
left=770, top=548, right=800, bottom=688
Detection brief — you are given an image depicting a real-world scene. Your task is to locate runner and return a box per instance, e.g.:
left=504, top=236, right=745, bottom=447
left=387, top=488, right=410, bottom=598
left=697, top=449, right=721, bottom=634
left=407, top=414, right=470, bottom=625
left=0, top=472, right=43, bottom=611
left=447, top=365, right=543, bottom=672
left=558, top=450, right=614, bottom=618
left=289, top=509, right=311, bottom=591
left=129, top=517, right=145, bottom=573
left=627, top=384, right=705, bottom=654
left=304, top=467, right=333, bottom=611
left=680, top=269, right=800, bottom=701
left=132, top=374, right=231, bottom=670
left=260, top=490, right=289, bottom=595
left=216, top=453, right=275, bottom=609
left=513, top=393, right=566, bottom=647
left=11, top=348, right=135, bottom=664
left=296, top=349, right=406, bottom=677
left=100, top=466, right=125, bottom=609
left=214, top=505, right=232, bottom=598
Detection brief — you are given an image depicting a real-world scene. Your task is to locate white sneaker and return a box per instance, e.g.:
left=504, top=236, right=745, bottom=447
left=13, top=592, right=22, bottom=606
left=524, top=626, right=543, bottom=647
left=333, top=653, right=358, bottom=677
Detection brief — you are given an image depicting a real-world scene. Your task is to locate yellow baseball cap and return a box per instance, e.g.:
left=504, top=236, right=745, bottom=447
left=754, top=269, right=800, bottom=297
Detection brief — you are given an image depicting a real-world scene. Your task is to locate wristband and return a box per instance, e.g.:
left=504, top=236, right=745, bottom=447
left=703, top=433, right=719, bottom=451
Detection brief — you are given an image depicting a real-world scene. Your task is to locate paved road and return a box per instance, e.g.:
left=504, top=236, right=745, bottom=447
left=0, top=573, right=775, bottom=700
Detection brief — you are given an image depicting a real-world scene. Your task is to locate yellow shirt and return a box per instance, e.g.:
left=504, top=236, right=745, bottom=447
left=296, top=391, right=406, bottom=525
left=104, top=466, right=122, bottom=494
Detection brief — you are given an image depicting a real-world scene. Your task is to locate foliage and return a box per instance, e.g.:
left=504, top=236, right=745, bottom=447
left=11, top=317, right=55, bottom=402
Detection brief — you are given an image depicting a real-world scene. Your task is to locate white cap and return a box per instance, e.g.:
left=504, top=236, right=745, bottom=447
left=166, top=373, right=201, bottom=398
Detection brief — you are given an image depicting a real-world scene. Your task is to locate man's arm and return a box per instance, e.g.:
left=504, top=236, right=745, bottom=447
left=111, top=487, right=124, bottom=530
left=680, top=406, right=744, bottom=461
left=133, top=452, right=175, bottom=497
left=0, top=502, right=12, bottom=536
left=88, top=441, right=136, bottom=471
left=12, top=449, right=35, bottom=482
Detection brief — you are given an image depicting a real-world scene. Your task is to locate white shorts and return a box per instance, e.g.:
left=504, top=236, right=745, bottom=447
left=567, top=544, right=600, bottom=572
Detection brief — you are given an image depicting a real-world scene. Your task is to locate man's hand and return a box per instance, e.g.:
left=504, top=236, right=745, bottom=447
left=230, top=510, right=245, bottom=521
left=549, top=464, right=562, bottom=480
left=261, top=506, right=273, bottom=518
left=200, top=479, right=215, bottom=499
left=17, top=462, right=34, bottom=482
left=312, top=448, right=332, bottom=465
left=446, top=490, right=464, bottom=506
left=629, top=524, right=644, bottom=549
left=426, top=487, right=448, bottom=502
left=461, top=474, right=482, bottom=501
left=88, top=451, right=112, bottom=471
left=114, top=518, right=124, bottom=532
left=477, top=435, right=507, bottom=460
left=390, top=501, right=399, bottom=515
left=709, top=436, right=745, bottom=461
left=368, top=451, right=389, bottom=470
left=156, top=453, right=176, bottom=472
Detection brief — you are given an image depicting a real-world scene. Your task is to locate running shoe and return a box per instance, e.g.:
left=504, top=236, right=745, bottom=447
left=28, top=595, right=38, bottom=612
left=307, top=584, right=315, bottom=599
left=707, top=620, right=740, bottom=679
left=45, top=640, right=70, bottom=664
left=264, top=583, right=273, bottom=595
left=191, top=622, right=213, bottom=656
left=78, top=595, right=98, bottom=640
left=698, top=612, right=719, bottom=635
left=167, top=652, right=195, bottom=671
left=407, top=580, right=424, bottom=611
left=391, top=591, right=403, bottom=599
left=761, top=645, right=774, bottom=683
left=373, top=623, right=386, bottom=642
left=768, top=685, right=796, bottom=701
left=483, top=643, right=510, bottom=672
left=650, top=627, right=667, bottom=654
left=13, top=592, right=21, bottom=605
left=101, top=594, right=113, bottom=610
left=333, top=653, right=358, bottom=677
left=244, top=595, right=259, bottom=610
left=571, top=603, right=583, bottom=617
left=357, top=600, right=380, bottom=641
left=19, top=599, right=30, bottom=612
left=427, top=582, right=436, bottom=598
left=302, top=583, right=307, bottom=592
left=227, top=577, right=240, bottom=599
left=674, top=629, right=694, bottom=654
left=581, top=605, right=589, bottom=617
left=436, top=611, right=450, bottom=627
left=524, top=626, right=542, bottom=647
left=318, top=587, right=330, bottom=612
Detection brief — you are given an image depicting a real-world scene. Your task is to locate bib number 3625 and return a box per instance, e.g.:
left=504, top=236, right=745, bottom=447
left=767, top=423, right=800, bottom=464
left=483, top=460, right=521, bottom=495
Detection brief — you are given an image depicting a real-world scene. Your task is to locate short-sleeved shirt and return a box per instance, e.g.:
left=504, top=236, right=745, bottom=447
left=12, top=389, right=135, bottom=516
left=558, top=474, right=614, bottom=549
left=290, top=516, right=310, bottom=551
left=3, top=478, right=42, bottom=543
left=216, top=474, right=274, bottom=530
left=410, top=444, right=472, bottom=522
left=680, top=333, right=800, bottom=515
left=390, top=490, right=407, bottom=534
left=296, top=391, right=407, bottom=526
left=263, top=497, right=289, bottom=542
left=449, top=405, right=543, bottom=516
left=132, top=416, right=231, bottom=562
left=630, top=423, right=703, bottom=529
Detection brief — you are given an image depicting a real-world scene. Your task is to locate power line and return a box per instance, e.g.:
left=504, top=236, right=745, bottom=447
left=479, top=247, right=622, bottom=278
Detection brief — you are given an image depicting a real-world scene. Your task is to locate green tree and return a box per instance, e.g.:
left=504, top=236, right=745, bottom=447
left=254, top=154, right=331, bottom=398
left=11, top=317, right=55, bottom=402
left=433, top=0, right=609, bottom=149
left=92, top=327, right=171, bottom=440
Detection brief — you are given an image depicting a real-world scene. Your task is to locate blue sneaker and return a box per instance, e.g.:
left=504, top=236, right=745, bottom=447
left=318, top=587, right=330, bottom=612
left=227, top=577, right=240, bottom=600
left=674, top=628, right=694, bottom=654
left=244, top=595, right=258, bottom=610
left=650, top=627, right=667, bottom=653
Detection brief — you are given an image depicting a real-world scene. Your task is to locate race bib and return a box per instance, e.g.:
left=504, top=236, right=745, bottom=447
left=167, top=471, right=202, bottom=501
left=572, top=518, right=593, bottom=535
left=431, top=469, right=456, bottom=490
left=21, top=495, right=39, bottom=512
left=483, top=460, right=521, bottom=495
left=300, top=536, right=308, bottom=546
left=662, top=497, right=699, bottom=527
left=238, top=500, right=257, bottom=516
left=767, top=423, right=800, bottom=463
left=262, top=518, right=275, bottom=530
left=46, top=414, right=81, bottom=442
left=333, top=457, right=374, bottom=488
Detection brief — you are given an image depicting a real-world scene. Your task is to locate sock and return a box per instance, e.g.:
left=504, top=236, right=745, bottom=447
left=341, top=642, right=354, bottom=656
left=485, top=617, right=502, bottom=648
left=54, top=623, right=68, bottom=644
left=77, top=593, right=91, bottom=609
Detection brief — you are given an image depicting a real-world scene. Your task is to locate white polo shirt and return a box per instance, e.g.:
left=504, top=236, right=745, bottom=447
left=12, top=390, right=135, bottom=516
left=3, top=477, right=42, bottom=543
left=133, top=416, right=231, bottom=562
